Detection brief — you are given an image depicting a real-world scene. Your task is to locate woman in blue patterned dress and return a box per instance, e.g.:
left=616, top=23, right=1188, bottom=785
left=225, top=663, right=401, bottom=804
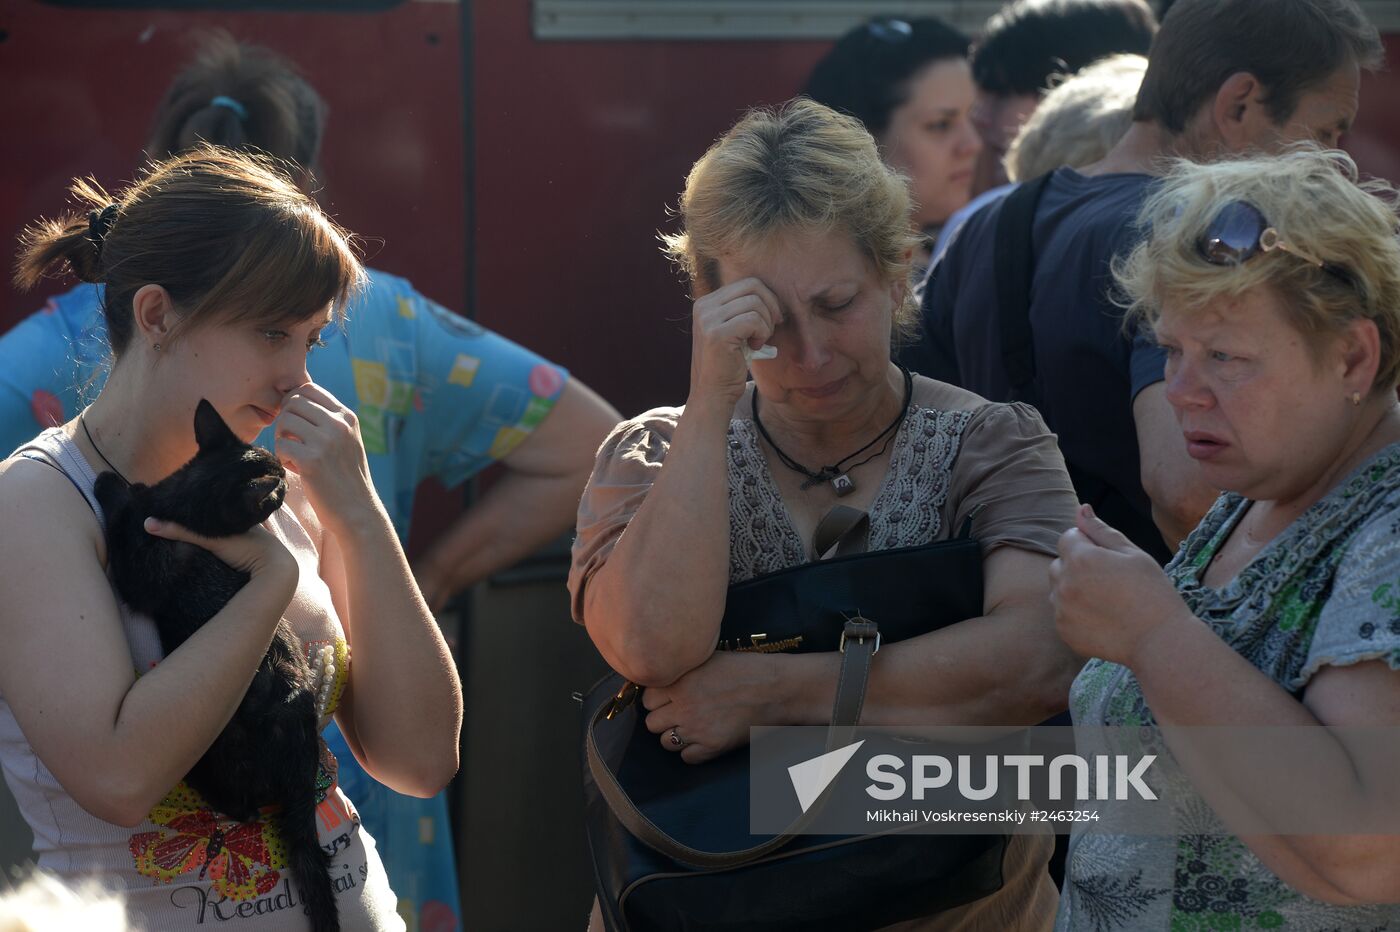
left=1050, top=146, right=1400, bottom=929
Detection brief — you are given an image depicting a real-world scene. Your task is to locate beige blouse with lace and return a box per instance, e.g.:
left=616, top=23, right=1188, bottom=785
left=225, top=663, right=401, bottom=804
left=571, top=377, right=1077, bottom=616
left=570, top=377, right=1078, bottom=931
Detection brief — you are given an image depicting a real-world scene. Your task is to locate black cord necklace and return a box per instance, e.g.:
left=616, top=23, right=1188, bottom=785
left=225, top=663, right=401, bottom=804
left=80, top=415, right=130, bottom=485
left=751, top=365, right=913, bottom=497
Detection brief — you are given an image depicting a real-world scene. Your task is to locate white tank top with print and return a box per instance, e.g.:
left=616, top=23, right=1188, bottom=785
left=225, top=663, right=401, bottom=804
left=0, top=428, right=404, bottom=931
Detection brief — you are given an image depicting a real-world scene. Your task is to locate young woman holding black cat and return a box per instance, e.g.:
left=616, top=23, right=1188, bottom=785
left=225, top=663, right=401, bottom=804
left=0, top=147, right=462, bottom=930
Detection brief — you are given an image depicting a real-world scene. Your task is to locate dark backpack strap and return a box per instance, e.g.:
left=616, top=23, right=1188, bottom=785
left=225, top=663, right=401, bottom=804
left=989, top=175, right=1173, bottom=565
left=994, top=172, right=1056, bottom=398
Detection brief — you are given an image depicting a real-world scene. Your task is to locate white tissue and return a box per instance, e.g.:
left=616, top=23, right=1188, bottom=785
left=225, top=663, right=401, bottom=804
left=743, top=344, right=779, bottom=362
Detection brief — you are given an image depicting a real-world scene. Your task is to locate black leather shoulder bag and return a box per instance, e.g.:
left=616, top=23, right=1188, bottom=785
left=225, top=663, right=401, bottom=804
left=581, top=511, right=1009, bottom=931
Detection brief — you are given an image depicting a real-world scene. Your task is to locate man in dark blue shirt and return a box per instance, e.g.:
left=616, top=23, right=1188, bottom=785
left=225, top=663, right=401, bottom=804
left=905, top=0, right=1382, bottom=560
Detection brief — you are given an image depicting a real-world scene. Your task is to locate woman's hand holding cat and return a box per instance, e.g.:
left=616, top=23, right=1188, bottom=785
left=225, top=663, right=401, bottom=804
left=273, top=383, right=380, bottom=536
left=144, top=518, right=298, bottom=590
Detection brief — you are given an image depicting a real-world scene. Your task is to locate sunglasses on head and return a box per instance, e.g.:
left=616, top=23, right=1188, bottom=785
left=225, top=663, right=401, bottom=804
left=865, top=18, right=913, bottom=43
left=1196, top=200, right=1353, bottom=287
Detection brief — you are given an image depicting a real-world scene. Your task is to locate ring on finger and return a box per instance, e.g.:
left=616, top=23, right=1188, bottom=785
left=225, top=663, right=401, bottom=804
left=668, top=728, right=686, bottom=748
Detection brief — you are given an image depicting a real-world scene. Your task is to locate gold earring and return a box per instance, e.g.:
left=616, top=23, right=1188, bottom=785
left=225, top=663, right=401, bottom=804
left=1351, top=391, right=1361, bottom=406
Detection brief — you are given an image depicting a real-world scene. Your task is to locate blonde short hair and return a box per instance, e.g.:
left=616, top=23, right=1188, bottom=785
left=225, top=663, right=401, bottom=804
left=1114, top=146, right=1400, bottom=390
left=1005, top=54, right=1147, bottom=182
left=660, top=98, right=921, bottom=342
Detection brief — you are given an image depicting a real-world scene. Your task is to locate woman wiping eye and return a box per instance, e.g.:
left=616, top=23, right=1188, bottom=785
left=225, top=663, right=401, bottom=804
left=573, top=98, right=1079, bottom=932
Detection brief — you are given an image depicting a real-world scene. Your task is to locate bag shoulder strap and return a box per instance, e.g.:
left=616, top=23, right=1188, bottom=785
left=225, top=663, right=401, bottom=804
left=994, top=172, right=1055, bottom=398
left=586, top=617, right=880, bottom=870
left=813, top=505, right=869, bottom=560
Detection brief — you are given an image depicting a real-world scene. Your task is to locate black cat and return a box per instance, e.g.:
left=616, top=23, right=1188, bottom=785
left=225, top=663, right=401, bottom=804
left=94, top=399, right=338, bottom=932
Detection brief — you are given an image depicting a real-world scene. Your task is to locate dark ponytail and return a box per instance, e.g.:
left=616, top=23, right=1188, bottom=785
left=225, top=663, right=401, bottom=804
left=146, top=31, right=326, bottom=173
left=14, top=177, right=119, bottom=291
left=173, top=97, right=251, bottom=153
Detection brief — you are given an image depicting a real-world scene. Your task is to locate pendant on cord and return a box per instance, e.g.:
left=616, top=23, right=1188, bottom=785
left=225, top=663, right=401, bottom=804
left=755, top=365, right=913, bottom=499
left=801, top=467, right=856, bottom=496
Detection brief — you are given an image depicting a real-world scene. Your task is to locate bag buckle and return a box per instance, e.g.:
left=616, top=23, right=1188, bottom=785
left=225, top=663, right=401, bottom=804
left=838, top=616, right=880, bottom=654
left=604, top=681, right=640, bottom=720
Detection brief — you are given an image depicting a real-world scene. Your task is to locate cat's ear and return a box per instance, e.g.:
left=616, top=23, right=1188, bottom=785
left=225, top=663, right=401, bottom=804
left=193, top=400, right=238, bottom=452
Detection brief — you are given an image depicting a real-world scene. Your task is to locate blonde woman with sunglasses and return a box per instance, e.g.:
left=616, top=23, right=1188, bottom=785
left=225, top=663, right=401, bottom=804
left=1050, top=146, right=1400, bottom=930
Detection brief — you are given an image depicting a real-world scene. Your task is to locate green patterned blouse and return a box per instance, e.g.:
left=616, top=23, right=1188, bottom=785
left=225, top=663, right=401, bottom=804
left=1056, top=443, right=1400, bottom=932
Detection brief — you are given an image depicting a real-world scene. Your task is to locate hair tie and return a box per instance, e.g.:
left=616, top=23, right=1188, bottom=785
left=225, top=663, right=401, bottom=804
left=210, top=95, right=248, bottom=121
left=86, top=204, right=119, bottom=259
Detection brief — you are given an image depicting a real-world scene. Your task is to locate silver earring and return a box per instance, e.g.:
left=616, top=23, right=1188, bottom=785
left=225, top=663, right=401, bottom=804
left=153, top=342, right=162, bottom=352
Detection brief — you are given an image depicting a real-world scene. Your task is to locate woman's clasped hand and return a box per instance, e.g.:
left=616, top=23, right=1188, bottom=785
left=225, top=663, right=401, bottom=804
left=1049, top=503, right=1194, bottom=667
left=641, top=651, right=783, bottom=764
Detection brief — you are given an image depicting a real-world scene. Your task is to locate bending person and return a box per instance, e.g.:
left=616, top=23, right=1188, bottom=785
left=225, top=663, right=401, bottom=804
left=570, top=99, right=1081, bottom=930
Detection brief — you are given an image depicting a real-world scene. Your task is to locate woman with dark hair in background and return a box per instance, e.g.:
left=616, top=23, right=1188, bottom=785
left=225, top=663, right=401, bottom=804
left=0, top=33, right=620, bottom=931
left=803, top=17, right=983, bottom=274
